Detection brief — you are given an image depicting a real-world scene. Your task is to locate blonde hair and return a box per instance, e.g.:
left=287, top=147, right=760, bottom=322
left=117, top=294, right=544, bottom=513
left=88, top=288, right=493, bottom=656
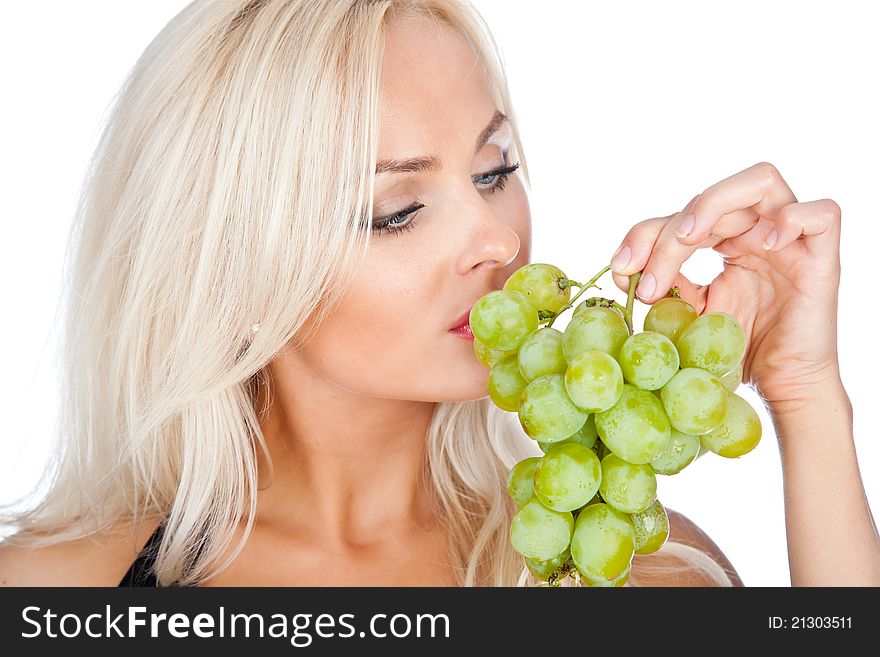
left=0, top=0, right=731, bottom=587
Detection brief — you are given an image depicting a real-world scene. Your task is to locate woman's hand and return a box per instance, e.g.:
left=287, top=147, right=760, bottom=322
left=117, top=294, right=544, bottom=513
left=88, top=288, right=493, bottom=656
left=610, top=161, right=880, bottom=586
left=609, top=161, right=843, bottom=417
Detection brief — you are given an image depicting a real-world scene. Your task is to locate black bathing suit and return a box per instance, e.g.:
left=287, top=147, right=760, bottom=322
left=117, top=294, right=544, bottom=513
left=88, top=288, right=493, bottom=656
left=118, top=520, right=209, bottom=586
left=117, top=521, right=166, bottom=587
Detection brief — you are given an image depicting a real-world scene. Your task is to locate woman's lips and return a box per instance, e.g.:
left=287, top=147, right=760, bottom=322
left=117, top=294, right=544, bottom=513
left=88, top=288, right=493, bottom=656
left=449, top=323, right=474, bottom=340
left=449, top=306, right=474, bottom=340
left=450, top=306, right=472, bottom=330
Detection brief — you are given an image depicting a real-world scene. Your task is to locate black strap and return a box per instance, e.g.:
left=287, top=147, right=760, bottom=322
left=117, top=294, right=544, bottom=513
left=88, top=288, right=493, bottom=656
left=118, top=521, right=165, bottom=587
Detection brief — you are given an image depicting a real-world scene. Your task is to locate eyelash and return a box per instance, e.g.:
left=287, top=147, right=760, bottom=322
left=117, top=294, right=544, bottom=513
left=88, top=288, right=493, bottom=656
left=371, top=161, right=521, bottom=236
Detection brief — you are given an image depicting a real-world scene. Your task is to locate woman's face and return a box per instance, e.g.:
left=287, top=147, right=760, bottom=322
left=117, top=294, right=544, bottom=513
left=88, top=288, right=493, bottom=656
left=295, top=14, right=531, bottom=403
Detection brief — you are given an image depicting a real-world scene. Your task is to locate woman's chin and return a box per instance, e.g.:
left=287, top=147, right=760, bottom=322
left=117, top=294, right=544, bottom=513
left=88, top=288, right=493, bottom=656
left=434, top=373, right=492, bottom=404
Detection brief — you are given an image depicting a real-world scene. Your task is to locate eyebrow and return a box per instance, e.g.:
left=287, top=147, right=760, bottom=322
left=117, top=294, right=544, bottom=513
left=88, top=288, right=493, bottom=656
left=374, top=109, right=508, bottom=175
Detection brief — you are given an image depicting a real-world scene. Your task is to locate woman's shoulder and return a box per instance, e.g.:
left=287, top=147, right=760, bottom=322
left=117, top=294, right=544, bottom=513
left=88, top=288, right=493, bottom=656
left=630, top=507, right=745, bottom=586
left=0, top=515, right=163, bottom=587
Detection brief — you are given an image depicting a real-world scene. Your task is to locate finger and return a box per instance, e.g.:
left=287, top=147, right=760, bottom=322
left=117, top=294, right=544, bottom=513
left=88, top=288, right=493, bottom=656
left=610, top=195, right=704, bottom=292
left=715, top=199, right=842, bottom=272
left=613, top=267, right=708, bottom=319
left=610, top=194, right=711, bottom=279
left=636, top=196, right=723, bottom=304
left=610, top=216, right=674, bottom=280
left=761, top=199, right=842, bottom=265
left=676, top=161, right=798, bottom=247
left=714, top=215, right=776, bottom=258
left=611, top=200, right=720, bottom=301
left=612, top=270, right=635, bottom=295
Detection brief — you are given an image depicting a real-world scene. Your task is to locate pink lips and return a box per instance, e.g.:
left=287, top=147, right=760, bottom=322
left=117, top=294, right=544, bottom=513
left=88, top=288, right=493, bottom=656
left=450, top=307, right=472, bottom=330
left=449, top=306, right=475, bottom=341
left=449, top=323, right=474, bottom=340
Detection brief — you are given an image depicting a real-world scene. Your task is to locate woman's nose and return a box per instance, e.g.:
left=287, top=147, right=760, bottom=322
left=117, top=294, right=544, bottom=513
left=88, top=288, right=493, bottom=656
left=456, top=208, right=521, bottom=274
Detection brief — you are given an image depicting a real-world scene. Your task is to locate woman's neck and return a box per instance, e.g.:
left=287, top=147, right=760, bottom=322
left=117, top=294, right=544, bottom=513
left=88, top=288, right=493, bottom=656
left=252, top=358, right=439, bottom=550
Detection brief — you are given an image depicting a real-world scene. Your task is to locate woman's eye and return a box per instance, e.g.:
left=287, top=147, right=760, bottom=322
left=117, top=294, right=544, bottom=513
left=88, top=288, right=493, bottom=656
left=473, top=161, right=520, bottom=193
left=371, top=203, right=424, bottom=236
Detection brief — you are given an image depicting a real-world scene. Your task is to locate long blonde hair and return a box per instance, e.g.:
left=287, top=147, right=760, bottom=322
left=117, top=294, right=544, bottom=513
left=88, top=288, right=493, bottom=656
left=0, top=0, right=732, bottom=587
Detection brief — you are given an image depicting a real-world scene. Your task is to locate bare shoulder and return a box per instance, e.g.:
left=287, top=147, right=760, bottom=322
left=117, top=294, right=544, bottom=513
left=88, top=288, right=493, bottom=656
left=0, top=515, right=163, bottom=587
left=630, top=507, right=745, bottom=587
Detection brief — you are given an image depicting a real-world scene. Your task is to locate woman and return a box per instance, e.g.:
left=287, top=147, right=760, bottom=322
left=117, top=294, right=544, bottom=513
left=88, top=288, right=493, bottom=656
left=0, top=0, right=877, bottom=587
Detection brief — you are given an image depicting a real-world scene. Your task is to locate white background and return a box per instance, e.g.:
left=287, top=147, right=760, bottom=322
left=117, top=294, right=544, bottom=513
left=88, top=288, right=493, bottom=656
left=1, top=1, right=877, bottom=586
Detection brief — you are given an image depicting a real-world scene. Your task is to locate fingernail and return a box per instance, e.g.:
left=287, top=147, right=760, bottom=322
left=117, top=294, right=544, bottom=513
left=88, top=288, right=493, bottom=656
left=637, top=272, right=656, bottom=300
left=762, top=229, right=778, bottom=251
left=676, top=213, right=696, bottom=238
left=611, top=245, right=631, bottom=272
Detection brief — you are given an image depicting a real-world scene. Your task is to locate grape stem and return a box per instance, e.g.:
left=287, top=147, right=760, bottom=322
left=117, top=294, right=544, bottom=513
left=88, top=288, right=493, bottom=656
left=544, top=264, right=611, bottom=329
left=557, top=278, right=584, bottom=290
left=542, top=265, right=641, bottom=334
left=582, top=297, right=628, bottom=317
left=623, top=272, right=641, bottom=335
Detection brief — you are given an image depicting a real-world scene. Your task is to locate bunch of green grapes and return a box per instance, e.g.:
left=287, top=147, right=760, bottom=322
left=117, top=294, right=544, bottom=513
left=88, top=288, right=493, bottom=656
left=471, top=263, right=762, bottom=587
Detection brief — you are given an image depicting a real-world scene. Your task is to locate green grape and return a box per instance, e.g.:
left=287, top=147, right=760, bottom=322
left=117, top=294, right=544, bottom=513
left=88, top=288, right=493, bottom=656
left=538, top=414, right=598, bottom=453
left=570, top=503, right=635, bottom=585
left=643, top=296, right=698, bottom=344
left=506, top=456, right=541, bottom=506
left=561, top=306, right=630, bottom=363
left=594, top=384, right=672, bottom=465
left=469, top=289, right=539, bottom=351
left=518, top=374, right=590, bottom=443
left=599, top=453, right=657, bottom=514
left=473, top=337, right=517, bottom=369
left=488, top=355, right=528, bottom=412
left=630, top=499, right=670, bottom=555
left=719, top=362, right=744, bottom=392
left=533, top=443, right=602, bottom=512
left=517, top=327, right=567, bottom=382
left=660, top=368, right=727, bottom=435
left=676, top=311, right=747, bottom=378
left=617, top=331, right=680, bottom=390
left=503, top=263, right=571, bottom=315
left=525, top=548, right=571, bottom=582
left=612, top=568, right=631, bottom=587
left=650, top=428, right=701, bottom=475
left=581, top=565, right=631, bottom=587
left=564, top=350, right=624, bottom=413
left=510, top=498, right=574, bottom=560
left=701, top=391, right=762, bottom=457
